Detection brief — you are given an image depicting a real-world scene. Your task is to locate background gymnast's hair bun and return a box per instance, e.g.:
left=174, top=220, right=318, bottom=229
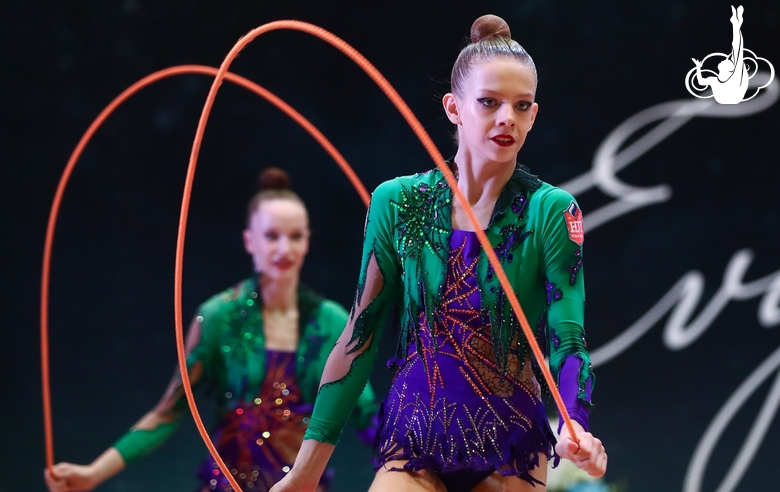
left=258, top=167, right=291, bottom=191
left=470, top=14, right=511, bottom=43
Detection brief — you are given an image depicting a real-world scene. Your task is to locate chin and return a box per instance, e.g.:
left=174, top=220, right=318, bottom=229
left=275, top=267, right=301, bottom=278
left=261, top=267, right=298, bottom=281
left=486, top=150, right=520, bottom=164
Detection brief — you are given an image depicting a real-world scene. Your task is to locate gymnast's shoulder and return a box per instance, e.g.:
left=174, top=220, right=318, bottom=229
left=369, top=167, right=447, bottom=206
left=196, top=277, right=255, bottom=323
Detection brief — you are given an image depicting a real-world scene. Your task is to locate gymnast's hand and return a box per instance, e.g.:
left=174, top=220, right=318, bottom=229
left=555, top=420, right=608, bottom=478
left=269, top=472, right=322, bottom=492
left=269, top=439, right=334, bottom=492
left=44, top=448, right=124, bottom=492
left=44, top=462, right=99, bottom=492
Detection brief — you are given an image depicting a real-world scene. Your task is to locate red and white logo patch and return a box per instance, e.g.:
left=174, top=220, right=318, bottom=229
left=563, top=201, right=584, bottom=245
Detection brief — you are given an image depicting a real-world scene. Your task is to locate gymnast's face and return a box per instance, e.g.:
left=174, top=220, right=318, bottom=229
left=444, top=58, right=538, bottom=166
left=244, top=199, right=310, bottom=281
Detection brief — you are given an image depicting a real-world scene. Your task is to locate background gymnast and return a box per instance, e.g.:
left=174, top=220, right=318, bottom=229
left=44, top=168, right=379, bottom=492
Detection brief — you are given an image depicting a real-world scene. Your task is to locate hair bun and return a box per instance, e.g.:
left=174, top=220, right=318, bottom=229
left=258, top=167, right=291, bottom=191
left=470, top=14, right=511, bottom=43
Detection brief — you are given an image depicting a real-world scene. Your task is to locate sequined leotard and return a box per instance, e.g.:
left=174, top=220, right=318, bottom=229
left=197, top=349, right=323, bottom=491
left=111, top=279, right=378, bottom=491
left=303, top=164, right=595, bottom=489
left=375, top=229, right=557, bottom=487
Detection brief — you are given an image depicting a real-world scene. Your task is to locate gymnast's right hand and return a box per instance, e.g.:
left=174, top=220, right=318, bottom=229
left=269, top=470, right=320, bottom=492
left=44, top=462, right=100, bottom=492
left=269, top=440, right=334, bottom=492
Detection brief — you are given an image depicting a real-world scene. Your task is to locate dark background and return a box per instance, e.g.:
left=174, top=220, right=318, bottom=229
left=3, top=0, right=779, bottom=490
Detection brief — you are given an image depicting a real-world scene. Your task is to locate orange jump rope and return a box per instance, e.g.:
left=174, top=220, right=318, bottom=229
left=42, top=21, right=578, bottom=491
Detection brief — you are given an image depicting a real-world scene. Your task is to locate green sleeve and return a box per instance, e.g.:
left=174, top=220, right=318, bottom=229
left=352, top=378, right=379, bottom=431
left=113, top=421, right=180, bottom=465
left=540, top=189, right=594, bottom=404
left=313, top=300, right=380, bottom=432
left=304, top=180, right=400, bottom=445
left=113, top=313, right=214, bottom=464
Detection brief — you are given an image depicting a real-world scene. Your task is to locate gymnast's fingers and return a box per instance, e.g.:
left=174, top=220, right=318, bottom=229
left=554, top=435, right=579, bottom=459
left=596, top=451, right=608, bottom=477
left=44, top=467, right=69, bottom=492
left=564, top=431, right=607, bottom=478
left=577, top=440, right=607, bottom=478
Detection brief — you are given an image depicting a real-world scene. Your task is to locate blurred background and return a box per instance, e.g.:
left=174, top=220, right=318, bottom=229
left=2, top=0, right=779, bottom=490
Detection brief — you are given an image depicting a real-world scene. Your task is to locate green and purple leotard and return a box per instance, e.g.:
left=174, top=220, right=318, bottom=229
left=304, top=163, right=594, bottom=488
left=112, top=279, right=378, bottom=491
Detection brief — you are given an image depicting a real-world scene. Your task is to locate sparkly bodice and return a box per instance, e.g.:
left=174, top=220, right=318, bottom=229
left=199, top=350, right=318, bottom=491
left=306, top=171, right=593, bottom=454
left=375, top=229, right=555, bottom=483
left=411, top=229, right=540, bottom=402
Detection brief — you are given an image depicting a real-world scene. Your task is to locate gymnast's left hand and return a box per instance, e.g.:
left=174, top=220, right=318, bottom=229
left=555, top=420, right=608, bottom=478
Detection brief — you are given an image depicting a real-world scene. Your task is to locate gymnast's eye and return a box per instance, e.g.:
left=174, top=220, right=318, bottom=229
left=477, top=98, right=496, bottom=107
left=290, top=231, right=305, bottom=241
left=516, top=101, right=532, bottom=111
left=264, top=231, right=279, bottom=241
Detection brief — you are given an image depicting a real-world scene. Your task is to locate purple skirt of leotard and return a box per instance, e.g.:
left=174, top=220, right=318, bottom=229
left=374, top=229, right=557, bottom=487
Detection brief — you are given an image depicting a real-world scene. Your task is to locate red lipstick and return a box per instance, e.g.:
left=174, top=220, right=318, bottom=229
left=274, top=258, right=294, bottom=270
left=491, top=134, right=516, bottom=147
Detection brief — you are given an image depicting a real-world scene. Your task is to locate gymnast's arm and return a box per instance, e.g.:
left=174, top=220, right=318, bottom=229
left=44, top=316, right=208, bottom=492
left=537, top=189, right=605, bottom=478
left=271, top=181, right=400, bottom=492
left=539, top=190, right=593, bottom=427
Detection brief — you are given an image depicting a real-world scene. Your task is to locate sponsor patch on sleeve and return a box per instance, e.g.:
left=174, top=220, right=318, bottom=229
left=563, top=201, right=584, bottom=245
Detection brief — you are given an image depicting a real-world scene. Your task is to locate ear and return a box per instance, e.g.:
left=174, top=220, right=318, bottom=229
left=442, top=93, right=462, bottom=124
left=528, top=102, right=539, bottom=131
left=243, top=229, right=253, bottom=255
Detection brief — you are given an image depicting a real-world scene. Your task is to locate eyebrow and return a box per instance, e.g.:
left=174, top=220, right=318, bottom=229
left=477, top=89, right=535, bottom=99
